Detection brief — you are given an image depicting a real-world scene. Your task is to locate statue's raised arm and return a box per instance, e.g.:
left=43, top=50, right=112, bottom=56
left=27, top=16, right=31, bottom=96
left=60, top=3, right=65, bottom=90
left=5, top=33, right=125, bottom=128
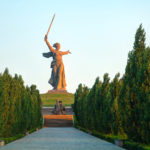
left=44, top=35, right=55, bottom=53
left=44, top=14, right=56, bottom=53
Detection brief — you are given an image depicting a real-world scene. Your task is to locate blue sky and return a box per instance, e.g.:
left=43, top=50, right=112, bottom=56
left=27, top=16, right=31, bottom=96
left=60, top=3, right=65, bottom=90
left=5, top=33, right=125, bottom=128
left=0, top=0, right=150, bottom=93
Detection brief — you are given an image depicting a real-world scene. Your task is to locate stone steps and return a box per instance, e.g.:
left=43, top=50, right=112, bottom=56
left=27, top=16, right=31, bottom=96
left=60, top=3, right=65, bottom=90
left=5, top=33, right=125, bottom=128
left=44, top=119, right=73, bottom=127
left=44, top=115, right=73, bottom=127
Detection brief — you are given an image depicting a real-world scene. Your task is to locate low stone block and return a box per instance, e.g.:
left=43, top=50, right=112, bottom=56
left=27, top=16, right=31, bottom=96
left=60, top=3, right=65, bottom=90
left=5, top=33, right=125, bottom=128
left=115, top=139, right=123, bottom=147
left=0, top=140, right=5, bottom=146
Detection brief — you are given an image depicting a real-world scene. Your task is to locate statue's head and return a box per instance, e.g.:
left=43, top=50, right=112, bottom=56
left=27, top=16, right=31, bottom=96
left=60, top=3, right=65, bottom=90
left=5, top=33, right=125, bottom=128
left=53, top=43, right=61, bottom=50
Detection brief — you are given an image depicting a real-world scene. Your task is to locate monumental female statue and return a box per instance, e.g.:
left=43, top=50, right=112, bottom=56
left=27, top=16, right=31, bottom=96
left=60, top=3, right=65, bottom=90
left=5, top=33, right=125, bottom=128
left=42, top=14, right=71, bottom=91
left=43, top=35, right=71, bottom=91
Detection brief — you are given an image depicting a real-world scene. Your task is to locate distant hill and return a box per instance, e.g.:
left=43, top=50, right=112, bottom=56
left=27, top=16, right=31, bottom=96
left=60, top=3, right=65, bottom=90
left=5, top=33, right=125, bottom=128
left=40, top=93, right=74, bottom=107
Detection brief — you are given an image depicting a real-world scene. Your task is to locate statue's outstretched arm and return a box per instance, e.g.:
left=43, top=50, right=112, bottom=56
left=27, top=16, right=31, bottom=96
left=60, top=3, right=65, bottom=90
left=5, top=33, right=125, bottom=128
left=61, top=50, right=71, bottom=55
left=44, top=35, right=55, bottom=53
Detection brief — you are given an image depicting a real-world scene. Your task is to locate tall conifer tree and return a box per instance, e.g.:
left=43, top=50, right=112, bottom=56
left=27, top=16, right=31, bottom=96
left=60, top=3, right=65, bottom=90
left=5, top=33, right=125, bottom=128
left=119, top=24, right=149, bottom=143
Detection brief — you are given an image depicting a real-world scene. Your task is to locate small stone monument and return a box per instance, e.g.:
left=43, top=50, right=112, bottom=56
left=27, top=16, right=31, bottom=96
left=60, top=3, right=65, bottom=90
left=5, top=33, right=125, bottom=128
left=53, top=100, right=66, bottom=115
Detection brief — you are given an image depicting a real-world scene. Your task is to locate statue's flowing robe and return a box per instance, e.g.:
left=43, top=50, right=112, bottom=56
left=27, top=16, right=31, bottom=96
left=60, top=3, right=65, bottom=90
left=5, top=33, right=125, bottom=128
left=49, top=51, right=66, bottom=90
left=43, top=51, right=66, bottom=90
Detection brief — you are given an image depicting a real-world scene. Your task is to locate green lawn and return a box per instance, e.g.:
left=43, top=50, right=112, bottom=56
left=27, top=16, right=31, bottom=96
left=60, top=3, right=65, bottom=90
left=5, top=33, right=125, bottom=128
left=40, top=93, right=74, bottom=107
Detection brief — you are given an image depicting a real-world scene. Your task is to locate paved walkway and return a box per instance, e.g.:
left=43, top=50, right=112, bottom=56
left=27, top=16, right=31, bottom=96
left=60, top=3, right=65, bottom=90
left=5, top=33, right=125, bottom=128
left=0, top=128, right=124, bottom=150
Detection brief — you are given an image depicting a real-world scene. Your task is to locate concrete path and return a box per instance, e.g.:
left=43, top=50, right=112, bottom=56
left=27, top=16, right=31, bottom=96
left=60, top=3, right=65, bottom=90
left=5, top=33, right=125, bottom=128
left=0, top=128, right=124, bottom=150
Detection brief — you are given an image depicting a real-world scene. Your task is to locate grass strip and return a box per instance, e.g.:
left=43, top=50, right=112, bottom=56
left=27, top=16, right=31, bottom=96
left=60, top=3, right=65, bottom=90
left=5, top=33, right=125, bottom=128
left=75, top=125, right=150, bottom=150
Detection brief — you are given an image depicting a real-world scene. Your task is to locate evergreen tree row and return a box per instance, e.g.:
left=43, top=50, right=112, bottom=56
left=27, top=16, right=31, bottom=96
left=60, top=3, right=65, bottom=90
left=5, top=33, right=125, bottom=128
left=0, top=69, right=42, bottom=137
left=73, top=25, right=150, bottom=144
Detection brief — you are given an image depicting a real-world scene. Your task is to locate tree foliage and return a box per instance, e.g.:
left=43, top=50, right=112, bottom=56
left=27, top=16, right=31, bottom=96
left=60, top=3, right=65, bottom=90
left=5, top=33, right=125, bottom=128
left=73, top=25, right=150, bottom=144
left=119, top=24, right=150, bottom=143
left=0, top=69, right=42, bottom=137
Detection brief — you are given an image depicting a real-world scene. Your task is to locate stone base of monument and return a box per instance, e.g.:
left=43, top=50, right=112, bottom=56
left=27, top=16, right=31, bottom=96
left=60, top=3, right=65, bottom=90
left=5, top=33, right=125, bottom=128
left=44, top=115, right=73, bottom=127
left=47, top=90, right=68, bottom=94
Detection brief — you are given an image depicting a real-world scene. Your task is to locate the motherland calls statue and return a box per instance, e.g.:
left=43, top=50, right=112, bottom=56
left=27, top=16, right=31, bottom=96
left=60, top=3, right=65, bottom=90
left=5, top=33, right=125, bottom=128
left=43, top=14, right=71, bottom=91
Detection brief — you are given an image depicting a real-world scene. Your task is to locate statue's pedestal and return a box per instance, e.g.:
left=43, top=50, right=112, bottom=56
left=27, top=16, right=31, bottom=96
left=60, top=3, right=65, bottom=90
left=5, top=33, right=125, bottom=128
left=47, top=90, right=68, bottom=94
